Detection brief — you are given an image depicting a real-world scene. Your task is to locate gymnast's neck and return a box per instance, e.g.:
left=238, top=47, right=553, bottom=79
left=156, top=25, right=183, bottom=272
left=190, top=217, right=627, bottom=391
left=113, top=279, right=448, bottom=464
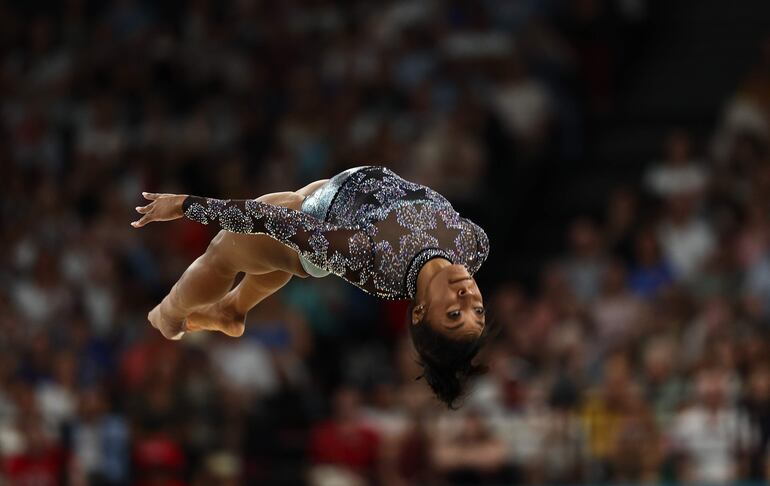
left=414, top=257, right=452, bottom=302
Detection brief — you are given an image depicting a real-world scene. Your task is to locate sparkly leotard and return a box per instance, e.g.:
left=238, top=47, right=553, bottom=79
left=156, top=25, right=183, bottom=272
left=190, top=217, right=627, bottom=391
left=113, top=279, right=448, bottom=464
left=182, top=166, right=489, bottom=300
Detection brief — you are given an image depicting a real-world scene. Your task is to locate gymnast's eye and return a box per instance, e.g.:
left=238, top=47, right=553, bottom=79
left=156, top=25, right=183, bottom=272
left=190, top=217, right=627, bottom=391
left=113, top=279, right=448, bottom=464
left=475, top=307, right=486, bottom=315
left=447, top=310, right=461, bottom=319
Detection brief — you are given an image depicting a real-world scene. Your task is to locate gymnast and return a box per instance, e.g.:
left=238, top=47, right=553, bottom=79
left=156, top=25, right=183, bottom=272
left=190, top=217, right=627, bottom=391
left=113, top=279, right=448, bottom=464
left=132, top=166, right=492, bottom=407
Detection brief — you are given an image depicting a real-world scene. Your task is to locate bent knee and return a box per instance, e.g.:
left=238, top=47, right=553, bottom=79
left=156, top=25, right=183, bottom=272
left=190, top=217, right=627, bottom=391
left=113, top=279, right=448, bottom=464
left=202, top=231, right=241, bottom=275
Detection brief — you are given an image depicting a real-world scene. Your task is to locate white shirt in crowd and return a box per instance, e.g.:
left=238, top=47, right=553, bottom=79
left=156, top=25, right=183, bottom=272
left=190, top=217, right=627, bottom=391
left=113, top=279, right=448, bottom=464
left=645, top=162, right=709, bottom=198
left=657, top=219, right=715, bottom=281
left=672, top=406, right=754, bottom=483
left=493, top=79, right=551, bottom=140
left=210, top=339, right=278, bottom=395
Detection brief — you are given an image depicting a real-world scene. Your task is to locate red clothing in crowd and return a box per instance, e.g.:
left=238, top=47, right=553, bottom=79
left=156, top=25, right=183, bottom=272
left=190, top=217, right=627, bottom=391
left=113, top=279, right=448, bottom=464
left=132, top=436, right=187, bottom=486
left=4, top=447, right=65, bottom=486
left=309, top=420, right=380, bottom=473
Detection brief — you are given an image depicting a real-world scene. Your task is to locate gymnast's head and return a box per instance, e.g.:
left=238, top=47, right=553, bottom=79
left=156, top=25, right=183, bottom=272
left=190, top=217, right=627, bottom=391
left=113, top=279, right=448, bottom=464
left=408, top=261, right=493, bottom=409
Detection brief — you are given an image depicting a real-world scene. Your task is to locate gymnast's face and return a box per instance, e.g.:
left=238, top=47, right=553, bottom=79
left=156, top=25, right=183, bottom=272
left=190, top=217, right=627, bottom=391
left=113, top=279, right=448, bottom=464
left=415, top=264, right=486, bottom=339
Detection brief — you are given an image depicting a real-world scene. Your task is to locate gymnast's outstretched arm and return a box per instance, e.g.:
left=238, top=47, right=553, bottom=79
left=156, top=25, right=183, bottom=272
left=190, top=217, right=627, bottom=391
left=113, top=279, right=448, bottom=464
left=133, top=188, right=373, bottom=285
left=132, top=180, right=331, bottom=339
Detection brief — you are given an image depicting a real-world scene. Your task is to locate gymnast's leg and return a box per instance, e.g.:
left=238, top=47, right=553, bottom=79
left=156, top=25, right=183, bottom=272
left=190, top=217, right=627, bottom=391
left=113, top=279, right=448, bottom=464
left=148, top=179, right=328, bottom=339
left=180, top=178, right=331, bottom=336
left=184, top=270, right=293, bottom=336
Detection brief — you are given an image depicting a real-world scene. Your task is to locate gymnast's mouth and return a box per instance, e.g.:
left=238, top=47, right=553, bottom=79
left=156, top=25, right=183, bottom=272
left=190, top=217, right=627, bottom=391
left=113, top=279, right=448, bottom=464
left=449, top=276, right=474, bottom=284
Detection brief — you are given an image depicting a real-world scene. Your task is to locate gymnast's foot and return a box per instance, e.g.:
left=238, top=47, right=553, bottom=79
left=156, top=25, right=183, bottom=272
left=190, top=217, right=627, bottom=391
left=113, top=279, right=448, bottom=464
left=148, top=303, right=186, bottom=340
left=185, top=298, right=246, bottom=337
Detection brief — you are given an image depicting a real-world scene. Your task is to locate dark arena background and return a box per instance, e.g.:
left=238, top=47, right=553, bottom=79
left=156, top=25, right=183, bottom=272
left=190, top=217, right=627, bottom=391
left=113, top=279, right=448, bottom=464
left=2, top=0, right=770, bottom=485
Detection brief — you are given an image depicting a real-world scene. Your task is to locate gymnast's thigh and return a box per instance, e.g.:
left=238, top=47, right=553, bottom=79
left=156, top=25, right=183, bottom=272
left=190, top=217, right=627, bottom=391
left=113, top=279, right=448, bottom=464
left=209, top=230, right=308, bottom=277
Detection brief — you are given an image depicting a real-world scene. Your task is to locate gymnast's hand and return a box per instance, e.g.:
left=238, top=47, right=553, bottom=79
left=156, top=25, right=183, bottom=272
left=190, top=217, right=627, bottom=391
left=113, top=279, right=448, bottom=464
left=131, top=192, right=188, bottom=228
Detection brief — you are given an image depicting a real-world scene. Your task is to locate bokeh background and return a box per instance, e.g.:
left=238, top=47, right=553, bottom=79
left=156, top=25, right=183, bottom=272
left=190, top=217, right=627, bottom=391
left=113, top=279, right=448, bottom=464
left=2, top=0, right=770, bottom=484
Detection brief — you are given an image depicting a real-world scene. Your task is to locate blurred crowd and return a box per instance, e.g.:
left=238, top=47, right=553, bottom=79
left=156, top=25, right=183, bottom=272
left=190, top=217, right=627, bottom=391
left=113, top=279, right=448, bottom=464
left=1, top=0, right=770, bottom=485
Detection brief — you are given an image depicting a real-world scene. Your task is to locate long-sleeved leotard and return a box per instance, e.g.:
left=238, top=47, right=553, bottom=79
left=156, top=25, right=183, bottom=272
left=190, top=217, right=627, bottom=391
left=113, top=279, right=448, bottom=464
left=182, top=166, right=489, bottom=299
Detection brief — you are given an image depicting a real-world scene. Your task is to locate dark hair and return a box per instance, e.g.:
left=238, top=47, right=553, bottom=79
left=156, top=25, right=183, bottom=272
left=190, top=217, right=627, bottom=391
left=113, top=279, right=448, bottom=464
left=407, top=300, right=497, bottom=409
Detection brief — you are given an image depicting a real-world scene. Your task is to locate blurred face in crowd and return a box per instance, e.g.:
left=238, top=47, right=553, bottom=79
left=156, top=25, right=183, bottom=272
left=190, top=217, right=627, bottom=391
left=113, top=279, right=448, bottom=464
left=608, top=188, right=637, bottom=229
left=602, top=260, right=627, bottom=295
left=21, top=416, right=50, bottom=454
left=53, top=351, right=77, bottom=388
left=696, top=369, right=729, bottom=409
left=749, top=365, right=770, bottom=402
left=569, top=218, right=601, bottom=257
left=332, top=387, right=362, bottom=422
left=417, top=264, right=485, bottom=340
left=702, top=296, right=732, bottom=330
left=370, top=383, right=397, bottom=409
left=666, top=131, right=692, bottom=164
left=603, top=354, right=632, bottom=405
left=643, top=338, right=675, bottom=383
left=666, top=194, right=697, bottom=224
left=635, top=228, right=661, bottom=266
left=80, top=387, right=108, bottom=420
left=459, top=411, right=490, bottom=442
left=492, top=283, right=524, bottom=317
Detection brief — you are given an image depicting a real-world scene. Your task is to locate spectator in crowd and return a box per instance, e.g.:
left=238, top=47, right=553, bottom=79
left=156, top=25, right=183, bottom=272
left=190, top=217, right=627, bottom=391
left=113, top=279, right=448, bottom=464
left=640, top=336, right=684, bottom=427
left=645, top=130, right=709, bottom=200
left=672, top=367, right=754, bottom=483
left=589, top=258, right=647, bottom=355
left=432, top=409, right=510, bottom=484
left=628, top=226, right=675, bottom=298
left=494, top=379, right=585, bottom=484
left=36, top=351, right=78, bottom=439
left=3, top=412, right=65, bottom=486
left=191, top=451, right=242, bottom=486
left=604, top=187, right=639, bottom=262
left=745, top=363, right=770, bottom=480
left=309, top=387, right=380, bottom=484
left=607, top=383, right=661, bottom=483
left=656, top=194, right=716, bottom=282
left=561, top=217, right=608, bottom=303
left=70, top=387, right=130, bottom=485
left=492, top=52, right=553, bottom=153
left=580, top=353, right=638, bottom=480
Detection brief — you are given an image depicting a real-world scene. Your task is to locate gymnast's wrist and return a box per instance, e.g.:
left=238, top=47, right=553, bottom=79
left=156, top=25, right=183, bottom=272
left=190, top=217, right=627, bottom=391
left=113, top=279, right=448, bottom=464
left=180, top=195, right=196, bottom=215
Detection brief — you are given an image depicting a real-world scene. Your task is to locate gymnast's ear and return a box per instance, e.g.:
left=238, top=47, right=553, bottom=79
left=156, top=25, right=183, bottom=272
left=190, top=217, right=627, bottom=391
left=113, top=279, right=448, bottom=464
left=411, top=303, right=426, bottom=325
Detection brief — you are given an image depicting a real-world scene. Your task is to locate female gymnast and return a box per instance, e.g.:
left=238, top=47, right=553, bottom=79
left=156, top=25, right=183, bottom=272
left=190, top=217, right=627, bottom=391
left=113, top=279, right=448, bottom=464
left=132, top=166, right=492, bottom=407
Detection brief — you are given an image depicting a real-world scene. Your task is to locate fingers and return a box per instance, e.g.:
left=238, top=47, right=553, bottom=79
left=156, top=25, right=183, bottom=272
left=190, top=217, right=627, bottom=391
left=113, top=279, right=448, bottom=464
left=132, top=196, right=155, bottom=227
left=131, top=214, right=151, bottom=228
left=132, top=191, right=176, bottom=227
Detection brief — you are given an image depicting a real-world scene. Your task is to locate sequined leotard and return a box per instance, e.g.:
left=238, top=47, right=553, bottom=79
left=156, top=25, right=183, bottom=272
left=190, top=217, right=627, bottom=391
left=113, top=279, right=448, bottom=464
left=182, top=166, right=489, bottom=300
